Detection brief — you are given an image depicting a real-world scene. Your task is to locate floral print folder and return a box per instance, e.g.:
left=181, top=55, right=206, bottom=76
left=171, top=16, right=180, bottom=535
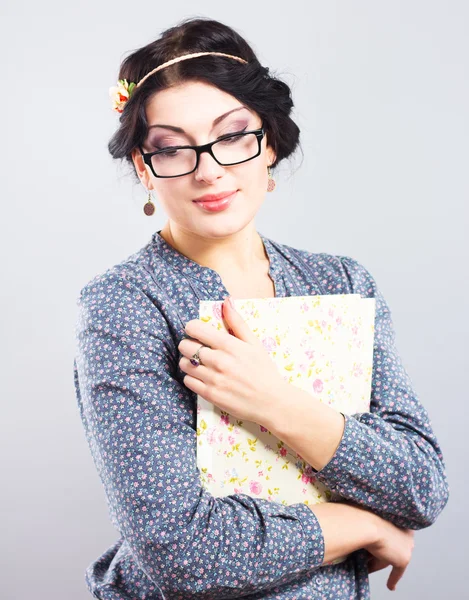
left=196, top=294, right=375, bottom=565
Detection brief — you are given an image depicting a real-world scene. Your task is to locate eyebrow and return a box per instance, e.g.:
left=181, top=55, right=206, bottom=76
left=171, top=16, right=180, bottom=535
left=147, top=106, right=250, bottom=133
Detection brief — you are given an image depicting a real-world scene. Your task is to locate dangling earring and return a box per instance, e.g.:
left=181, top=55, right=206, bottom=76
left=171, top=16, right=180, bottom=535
left=143, top=189, right=156, bottom=216
left=267, top=165, right=276, bottom=192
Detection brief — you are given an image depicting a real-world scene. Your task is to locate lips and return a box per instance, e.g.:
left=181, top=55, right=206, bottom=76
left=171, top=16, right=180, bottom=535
left=193, top=190, right=238, bottom=203
left=193, top=190, right=237, bottom=212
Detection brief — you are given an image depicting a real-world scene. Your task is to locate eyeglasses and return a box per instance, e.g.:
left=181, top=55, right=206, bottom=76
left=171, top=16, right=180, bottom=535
left=139, top=124, right=266, bottom=178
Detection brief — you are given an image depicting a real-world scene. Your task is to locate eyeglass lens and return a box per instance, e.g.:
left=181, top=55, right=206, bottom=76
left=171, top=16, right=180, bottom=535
left=150, top=132, right=260, bottom=177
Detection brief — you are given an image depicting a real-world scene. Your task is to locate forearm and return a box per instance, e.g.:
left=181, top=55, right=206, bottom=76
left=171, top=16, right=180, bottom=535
left=267, top=382, right=449, bottom=529
left=267, top=381, right=346, bottom=472
left=310, top=501, right=379, bottom=564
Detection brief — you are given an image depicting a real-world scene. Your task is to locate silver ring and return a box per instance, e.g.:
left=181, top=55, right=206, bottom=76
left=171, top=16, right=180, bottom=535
left=190, top=344, right=206, bottom=367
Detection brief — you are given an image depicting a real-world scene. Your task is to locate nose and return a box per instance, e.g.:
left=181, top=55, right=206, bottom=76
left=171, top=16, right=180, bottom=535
left=194, top=149, right=225, bottom=183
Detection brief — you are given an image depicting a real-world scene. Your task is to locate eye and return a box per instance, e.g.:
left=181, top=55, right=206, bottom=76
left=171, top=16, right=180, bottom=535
left=155, top=144, right=181, bottom=152
left=218, top=126, right=248, bottom=139
left=221, top=135, right=244, bottom=145
left=160, top=148, right=180, bottom=156
left=217, top=127, right=248, bottom=144
left=148, top=138, right=185, bottom=151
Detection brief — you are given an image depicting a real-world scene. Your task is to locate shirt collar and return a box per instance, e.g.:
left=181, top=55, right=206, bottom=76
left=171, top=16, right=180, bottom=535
left=151, top=229, right=283, bottom=283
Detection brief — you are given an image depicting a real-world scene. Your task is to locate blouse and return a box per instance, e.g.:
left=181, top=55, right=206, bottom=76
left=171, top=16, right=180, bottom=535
left=73, top=229, right=449, bottom=599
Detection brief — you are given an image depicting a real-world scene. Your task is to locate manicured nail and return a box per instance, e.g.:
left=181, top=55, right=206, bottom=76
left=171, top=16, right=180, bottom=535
left=228, top=296, right=235, bottom=309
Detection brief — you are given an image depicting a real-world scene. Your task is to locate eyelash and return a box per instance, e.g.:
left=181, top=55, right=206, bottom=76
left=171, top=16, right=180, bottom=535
left=153, top=126, right=249, bottom=150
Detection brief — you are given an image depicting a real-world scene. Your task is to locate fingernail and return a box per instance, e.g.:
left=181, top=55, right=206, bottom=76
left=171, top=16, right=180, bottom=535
left=228, top=296, right=235, bottom=309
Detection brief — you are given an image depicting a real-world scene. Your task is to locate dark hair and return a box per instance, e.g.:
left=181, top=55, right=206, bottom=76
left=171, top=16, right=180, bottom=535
left=108, top=16, right=302, bottom=182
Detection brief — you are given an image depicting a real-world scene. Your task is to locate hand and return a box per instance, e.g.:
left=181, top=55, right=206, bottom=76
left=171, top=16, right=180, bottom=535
left=178, top=295, right=286, bottom=426
left=364, top=515, right=415, bottom=591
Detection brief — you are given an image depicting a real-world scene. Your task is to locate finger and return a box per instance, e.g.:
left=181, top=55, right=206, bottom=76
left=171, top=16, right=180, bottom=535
left=184, top=318, right=237, bottom=351
left=367, top=557, right=379, bottom=574
left=222, top=296, right=262, bottom=346
left=178, top=337, right=214, bottom=360
left=180, top=343, right=226, bottom=375
left=387, top=566, right=406, bottom=591
left=182, top=371, right=232, bottom=412
left=367, top=557, right=389, bottom=574
left=182, top=372, right=210, bottom=400
left=179, top=355, right=212, bottom=379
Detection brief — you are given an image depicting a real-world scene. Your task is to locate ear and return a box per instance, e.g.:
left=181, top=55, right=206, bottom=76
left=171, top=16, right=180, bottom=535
left=264, top=132, right=277, bottom=167
left=266, top=144, right=277, bottom=168
left=131, top=148, right=153, bottom=190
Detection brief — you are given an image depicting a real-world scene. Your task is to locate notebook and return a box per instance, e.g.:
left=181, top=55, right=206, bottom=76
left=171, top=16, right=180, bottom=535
left=196, top=293, right=376, bottom=566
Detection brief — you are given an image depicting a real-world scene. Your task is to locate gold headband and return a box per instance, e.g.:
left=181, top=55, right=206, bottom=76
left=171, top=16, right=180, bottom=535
left=109, top=51, right=248, bottom=113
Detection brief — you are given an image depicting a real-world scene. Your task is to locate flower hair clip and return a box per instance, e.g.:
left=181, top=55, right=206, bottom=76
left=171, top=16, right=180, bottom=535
left=109, top=79, right=136, bottom=113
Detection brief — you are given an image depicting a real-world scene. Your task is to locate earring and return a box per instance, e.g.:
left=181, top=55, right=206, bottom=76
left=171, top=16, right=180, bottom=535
left=143, top=189, right=156, bottom=216
left=267, top=166, right=276, bottom=192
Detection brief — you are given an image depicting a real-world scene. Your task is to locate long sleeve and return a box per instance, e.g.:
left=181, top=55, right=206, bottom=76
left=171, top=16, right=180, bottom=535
left=74, top=267, right=324, bottom=599
left=310, top=255, right=450, bottom=530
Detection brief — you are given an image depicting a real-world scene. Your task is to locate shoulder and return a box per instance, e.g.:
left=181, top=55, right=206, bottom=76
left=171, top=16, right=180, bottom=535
left=74, top=242, right=173, bottom=338
left=76, top=240, right=160, bottom=305
left=281, top=241, right=394, bottom=336
left=270, top=236, right=379, bottom=298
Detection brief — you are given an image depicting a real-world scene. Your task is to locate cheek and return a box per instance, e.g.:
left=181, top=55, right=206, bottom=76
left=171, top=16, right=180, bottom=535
left=238, top=160, right=267, bottom=187
left=152, top=179, right=188, bottom=208
left=248, top=164, right=268, bottom=191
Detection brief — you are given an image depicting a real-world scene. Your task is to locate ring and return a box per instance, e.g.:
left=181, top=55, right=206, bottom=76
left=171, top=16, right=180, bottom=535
left=190, top=344, right=206, bottom=367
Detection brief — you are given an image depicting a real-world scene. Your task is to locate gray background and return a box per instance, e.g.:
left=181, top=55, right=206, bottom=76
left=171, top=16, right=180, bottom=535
left=2, top=0, right=467, bottom=598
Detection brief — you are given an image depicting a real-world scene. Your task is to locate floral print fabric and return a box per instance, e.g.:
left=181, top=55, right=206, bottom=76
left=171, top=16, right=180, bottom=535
left=73, top=230, right=449, bottom=599
left=195, top=295, right=375, bottom=524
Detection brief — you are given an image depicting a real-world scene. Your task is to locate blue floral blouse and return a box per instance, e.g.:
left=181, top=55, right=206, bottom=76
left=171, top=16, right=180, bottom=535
left=73, top=230, right=449, bottom=599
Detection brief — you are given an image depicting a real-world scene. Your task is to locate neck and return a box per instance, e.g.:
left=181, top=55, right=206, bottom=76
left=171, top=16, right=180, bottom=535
left=158, top=221, right=268, bottom=275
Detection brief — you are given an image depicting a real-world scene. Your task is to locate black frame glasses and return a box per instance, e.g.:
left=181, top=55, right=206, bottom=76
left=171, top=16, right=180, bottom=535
left=139, top=124, right=266, bottom=178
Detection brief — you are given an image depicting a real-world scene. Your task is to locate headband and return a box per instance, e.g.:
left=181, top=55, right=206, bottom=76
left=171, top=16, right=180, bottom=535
left=109, top=51, right=248, bottom=113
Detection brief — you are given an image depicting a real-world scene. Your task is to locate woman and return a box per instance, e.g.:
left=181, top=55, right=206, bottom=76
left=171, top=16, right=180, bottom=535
left=73, top=17, right=449, bottom=599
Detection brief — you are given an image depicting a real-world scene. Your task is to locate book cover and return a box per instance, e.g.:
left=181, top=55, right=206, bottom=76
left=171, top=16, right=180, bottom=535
left=196, top=294, right=376, bottom=565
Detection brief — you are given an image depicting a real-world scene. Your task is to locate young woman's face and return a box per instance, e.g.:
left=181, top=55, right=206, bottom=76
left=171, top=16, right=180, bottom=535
left=132, top=80, right=276, bottom=240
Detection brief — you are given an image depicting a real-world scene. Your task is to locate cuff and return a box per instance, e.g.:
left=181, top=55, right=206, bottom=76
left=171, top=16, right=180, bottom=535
left=312, top=412, right=365, bottom=488
left=288, top=501, right=325, bottom=569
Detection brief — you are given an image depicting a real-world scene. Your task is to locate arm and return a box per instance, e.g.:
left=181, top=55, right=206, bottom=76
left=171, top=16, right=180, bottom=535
left=309, top=501, right=378, bottom=565
left=266, top=255, right=450, bottom=530
left=74, top=268, right=327, bottom=599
